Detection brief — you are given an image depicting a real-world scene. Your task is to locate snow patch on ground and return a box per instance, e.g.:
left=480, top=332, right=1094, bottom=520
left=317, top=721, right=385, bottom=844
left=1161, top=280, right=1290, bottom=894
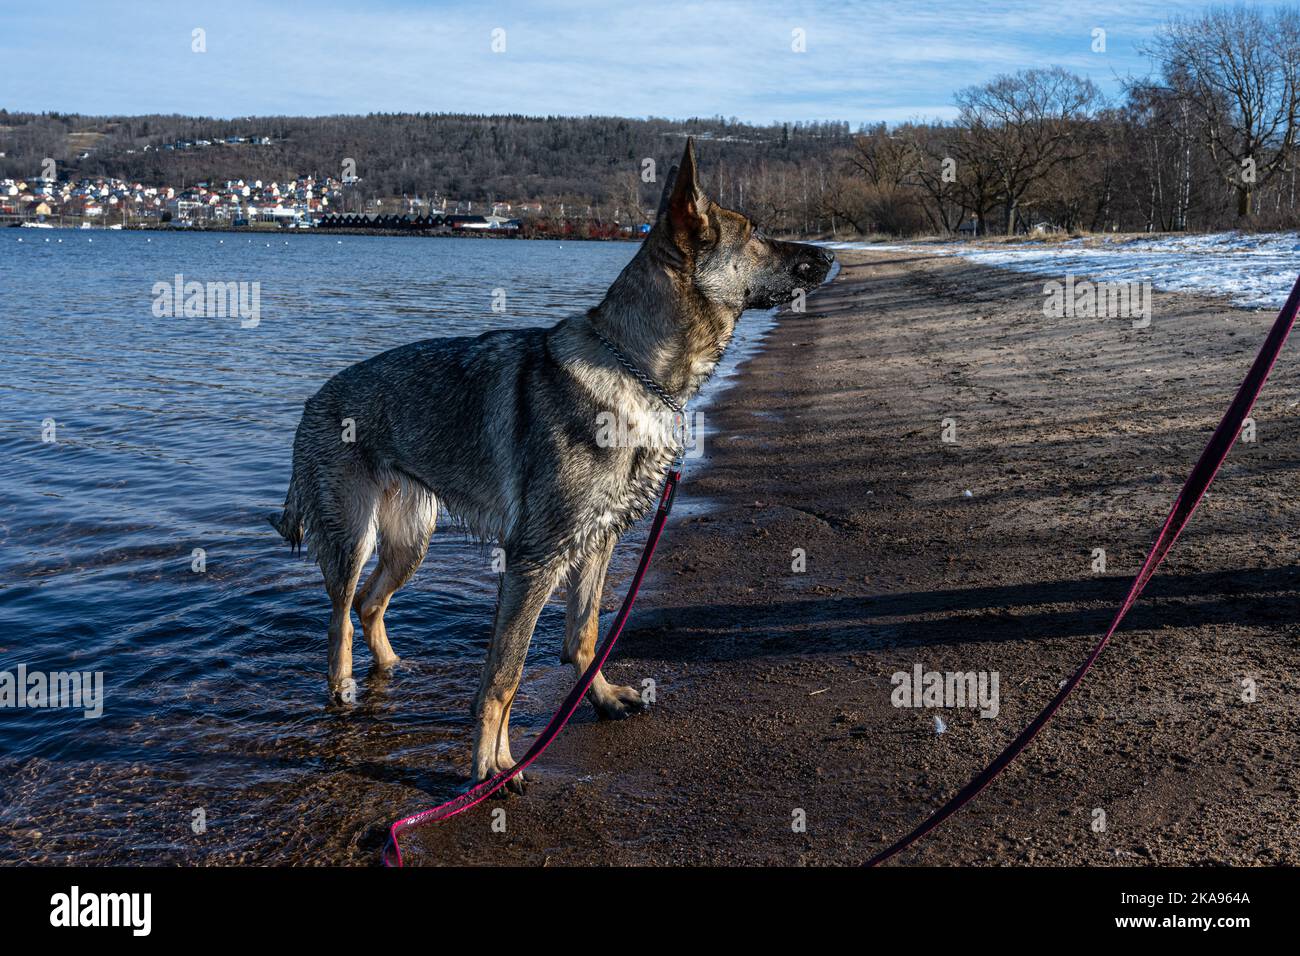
left=821, top=232, right=1300, bottom=310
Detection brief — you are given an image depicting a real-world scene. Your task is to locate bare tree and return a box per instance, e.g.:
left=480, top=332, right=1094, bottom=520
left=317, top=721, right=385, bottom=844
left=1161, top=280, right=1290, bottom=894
left=843, top=125, right=928, bottom=234
left=818, top=156, right=878, bottom=235
left=955, top=67, right=1102, bottom=234
left=1028, top=112, right=1120, bottom=233
left=1147, top=5, right=1300, bottom=219
left=897, top=123, right=965, bottom=235
left=947, top=127, right=1002, bottom=235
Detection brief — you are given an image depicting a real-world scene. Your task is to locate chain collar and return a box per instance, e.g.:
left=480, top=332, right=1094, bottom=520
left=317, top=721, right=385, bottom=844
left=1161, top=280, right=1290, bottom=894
left=589, top=324, right=685, bottom=416
left=589, top=322, right=689, bottom=469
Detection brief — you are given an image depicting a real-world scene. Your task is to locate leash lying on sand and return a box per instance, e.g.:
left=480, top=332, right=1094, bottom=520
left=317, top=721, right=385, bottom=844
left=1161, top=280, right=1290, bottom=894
left=383, top=464, right=682, bottom=867
left=866, top=271, right=1300, bottom=866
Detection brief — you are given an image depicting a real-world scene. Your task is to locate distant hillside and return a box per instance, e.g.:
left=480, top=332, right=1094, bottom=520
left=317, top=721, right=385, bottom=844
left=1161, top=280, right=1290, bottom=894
left=0, top=110, right=854, bottom=217
left=11, top=34, right=1293, bottom=239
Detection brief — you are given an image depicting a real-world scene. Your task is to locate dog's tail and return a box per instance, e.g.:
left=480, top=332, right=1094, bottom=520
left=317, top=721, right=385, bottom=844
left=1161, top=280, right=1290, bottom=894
left=268, top=466, right=307, bottom=554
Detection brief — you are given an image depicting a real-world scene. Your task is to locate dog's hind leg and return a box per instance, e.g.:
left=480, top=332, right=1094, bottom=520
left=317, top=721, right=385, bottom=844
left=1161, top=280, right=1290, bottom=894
left=470, top=562, right=561, bottom=790
left=325, top=550, right=373, bottom=700
left=316, top=481, right=380, bottom=701
left=356, top=482, right=436, bottom=670
left=563, top=537, right=647, bottom=720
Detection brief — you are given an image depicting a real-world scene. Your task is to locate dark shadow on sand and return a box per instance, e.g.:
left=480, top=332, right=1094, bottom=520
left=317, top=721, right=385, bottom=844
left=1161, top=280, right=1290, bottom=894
left=621, top=564, right=1300, bottom=661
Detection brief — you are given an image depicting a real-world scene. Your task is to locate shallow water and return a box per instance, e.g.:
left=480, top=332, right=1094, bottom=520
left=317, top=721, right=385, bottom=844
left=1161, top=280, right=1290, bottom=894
left=0, top=230, right=770, bottom=864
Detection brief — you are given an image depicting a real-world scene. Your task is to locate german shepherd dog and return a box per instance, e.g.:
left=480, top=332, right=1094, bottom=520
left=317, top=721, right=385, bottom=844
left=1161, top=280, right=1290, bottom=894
left=271, top=140, right=833, bottom=789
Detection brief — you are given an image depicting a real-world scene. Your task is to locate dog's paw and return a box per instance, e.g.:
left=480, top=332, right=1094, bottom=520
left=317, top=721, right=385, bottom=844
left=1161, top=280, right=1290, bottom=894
left=328, top=676, right=358, bottom=705
left=591, top=682, right=648, bottom=721
left=474, top=767, right=527, bottom=796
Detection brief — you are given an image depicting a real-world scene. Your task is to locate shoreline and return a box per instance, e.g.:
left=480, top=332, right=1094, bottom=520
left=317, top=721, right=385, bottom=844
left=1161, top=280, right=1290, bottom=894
left=397, top=248, right=1300, bottom=866
left=6, top=221, right=642, bottom=241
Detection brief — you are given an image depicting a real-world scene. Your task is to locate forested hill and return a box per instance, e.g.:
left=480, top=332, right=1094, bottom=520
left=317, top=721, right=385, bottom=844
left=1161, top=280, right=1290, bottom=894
left=9, top=6, right=1299, bottom=239
left=0, top=110, right=853, bottom=208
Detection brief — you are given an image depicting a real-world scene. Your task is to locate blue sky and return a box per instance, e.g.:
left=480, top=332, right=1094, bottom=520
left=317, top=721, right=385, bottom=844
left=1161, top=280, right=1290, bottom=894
left=0, top=0, right=1271, bottom=123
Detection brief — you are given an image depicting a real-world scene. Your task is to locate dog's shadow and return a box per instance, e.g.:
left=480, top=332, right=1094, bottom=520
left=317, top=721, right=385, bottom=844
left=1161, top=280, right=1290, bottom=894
left=618, top=564, right=1300, bottom=661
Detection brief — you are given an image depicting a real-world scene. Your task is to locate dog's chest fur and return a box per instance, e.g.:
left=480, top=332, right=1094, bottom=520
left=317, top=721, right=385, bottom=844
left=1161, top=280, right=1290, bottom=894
left=562, top=361, right=682, bottom=547
left=563, top=320, right=732, bottom=552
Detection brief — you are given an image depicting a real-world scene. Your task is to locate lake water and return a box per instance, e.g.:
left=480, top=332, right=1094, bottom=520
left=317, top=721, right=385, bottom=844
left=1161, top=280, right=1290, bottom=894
left=0, top=230, right=773, bottom=864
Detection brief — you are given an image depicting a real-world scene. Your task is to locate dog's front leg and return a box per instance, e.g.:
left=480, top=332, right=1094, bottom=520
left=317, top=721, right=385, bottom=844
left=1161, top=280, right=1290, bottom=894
left=563, top=537, right=647, bottom=720
left=471, top=563, right=558, bottom=791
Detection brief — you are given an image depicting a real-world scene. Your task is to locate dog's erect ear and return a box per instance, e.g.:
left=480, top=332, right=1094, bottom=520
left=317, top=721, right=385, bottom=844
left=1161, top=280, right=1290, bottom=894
left=655, top=164, right=679, bottom=223
left=665, top=138, right=708, bottom=242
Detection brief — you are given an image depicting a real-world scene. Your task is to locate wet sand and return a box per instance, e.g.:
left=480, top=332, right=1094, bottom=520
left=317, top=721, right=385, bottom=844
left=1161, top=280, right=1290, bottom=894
left=399, top=248, right=1300, bottom=866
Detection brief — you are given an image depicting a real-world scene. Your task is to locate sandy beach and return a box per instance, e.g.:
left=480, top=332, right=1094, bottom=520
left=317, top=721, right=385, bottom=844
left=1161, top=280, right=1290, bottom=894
left=398, top=248, right=1300, bottom=866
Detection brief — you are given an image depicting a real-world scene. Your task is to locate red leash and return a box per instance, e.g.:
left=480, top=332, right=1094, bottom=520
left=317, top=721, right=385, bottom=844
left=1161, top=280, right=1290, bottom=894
left=867, top=272, right=1300, bottom=866
left=383, top=466, right=681, bottom=866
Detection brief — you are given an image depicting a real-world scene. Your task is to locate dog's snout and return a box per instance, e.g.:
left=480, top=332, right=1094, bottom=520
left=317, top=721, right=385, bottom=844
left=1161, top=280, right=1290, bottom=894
left=795, top=246, right=834, bottom=278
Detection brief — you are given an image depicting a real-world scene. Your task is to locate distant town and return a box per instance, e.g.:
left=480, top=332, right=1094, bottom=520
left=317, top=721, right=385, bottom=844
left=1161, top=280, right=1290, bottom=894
left=1, top=170, right=651, bottom=238
left=0, top=134, right=652, bottom=238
